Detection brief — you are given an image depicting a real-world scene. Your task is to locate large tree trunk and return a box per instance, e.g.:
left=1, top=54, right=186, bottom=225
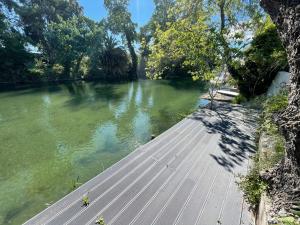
left=260, top=0, right=300, bottom=209
left=125, top=32, right=138, bottom=80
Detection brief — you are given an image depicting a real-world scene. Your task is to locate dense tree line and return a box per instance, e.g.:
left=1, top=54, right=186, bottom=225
left=0, top=0, right=138, bottom=83
left=142, top=0, right=287, bottom=97
left=1, top=0, right=287, bottom=90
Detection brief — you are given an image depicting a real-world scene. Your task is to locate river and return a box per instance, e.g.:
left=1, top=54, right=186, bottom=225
left=0, top=80, right=206, bottom=225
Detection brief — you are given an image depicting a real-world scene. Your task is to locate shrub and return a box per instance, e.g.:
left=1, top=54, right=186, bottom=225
left=232, top=94, right=247, bottom=104
left=52, top=63, right=64, bottom=75
left=260, top=90, right=288, bottom=135
left=264, top=90, right=288, bottom=114
left=238, top=155, right=268, bottom=208
left=278, top=217, right=300, bottom=225
left=231, top=17, right=288, bottom=97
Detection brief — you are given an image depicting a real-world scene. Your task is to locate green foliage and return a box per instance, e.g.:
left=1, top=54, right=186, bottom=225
left=0, top=11, right=34, bottom=83
left=3, top=0, right=83, bottom=45
left=232, top=17, right=288, bottom=97
left=44, top=16, right=105, bottom=79
left=260, top=91, right=288, bottom=135
left=277, top=217, right=300, bottom=225
left=104, top=0, right=138, bottom=79
left=0, top=0, right=135, bottom=83
left=97, top=36, right=129, bottom=80
left=232, top=94, right=247, bottom=104
left=0, top=0, right=263, bottom=84
left=146, top=3, right=221, bottom=80
left=82, top=195, right=90, bottom=206
left=264, top=91, right=288, bottom=114
left=144, top=0, right=262, bottom=82
left=255, top=91, right=287, bottom=169
left=96, top=216, right=106, bottom=225
left=238, top=154, right=268, bottom=207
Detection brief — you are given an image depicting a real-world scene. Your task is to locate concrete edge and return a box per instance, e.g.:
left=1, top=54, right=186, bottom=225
left=256, top=193, right=268, bottom=225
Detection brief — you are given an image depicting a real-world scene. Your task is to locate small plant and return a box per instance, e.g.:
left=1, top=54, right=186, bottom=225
left=82, top=195, right=90, bottom=207
left=232, top=94, right=247, bottom=104
left=278, top=216, right=300, bottom=225
left=263, top=90, right=288, bottom=114
left=95, top=216, right=106, bottom=225
left=238, top=154, right=268, bottom=208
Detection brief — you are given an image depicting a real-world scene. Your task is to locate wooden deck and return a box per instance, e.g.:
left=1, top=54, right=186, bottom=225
left=24, top=103, right=258, bottom=225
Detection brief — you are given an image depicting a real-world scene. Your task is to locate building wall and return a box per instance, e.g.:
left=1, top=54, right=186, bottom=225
left=267, top=71, right=290, bottom=96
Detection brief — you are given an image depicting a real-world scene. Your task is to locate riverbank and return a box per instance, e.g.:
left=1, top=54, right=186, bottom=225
left=24, top=102, right=258, bottom=225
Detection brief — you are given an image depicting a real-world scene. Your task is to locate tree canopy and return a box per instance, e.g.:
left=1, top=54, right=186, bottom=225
left=0, top=0, right=288, bottom=92
left=0, top=0, right=137, bottom=83
left=104, top=0, right=138, bottom=80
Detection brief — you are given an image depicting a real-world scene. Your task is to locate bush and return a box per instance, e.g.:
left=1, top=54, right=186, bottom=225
left=232, top=94, right=247, bottom=104
left=52, top=63, right=64, bottom=75
left=278, top=217, right=300, bottom=225
left=264, top=90, right=288, bottom=114
left=260, top=90, right=288, bottom=135
left=238, top=155, right=268, bottom=208
left=231, top=17, right=288, bottom=97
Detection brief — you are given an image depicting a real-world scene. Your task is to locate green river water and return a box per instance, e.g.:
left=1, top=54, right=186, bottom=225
left=0, top=80, right=206, bottom=225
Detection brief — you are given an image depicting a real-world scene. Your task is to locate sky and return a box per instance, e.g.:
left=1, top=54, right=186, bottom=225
left=78, top=0, right=155, bottom=27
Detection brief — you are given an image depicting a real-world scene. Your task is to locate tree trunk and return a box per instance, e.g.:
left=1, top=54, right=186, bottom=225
left=125, top=32, right=138, bottom=80
left=217, top=0, right=241, bottom=81
left=260, top=0, right=300, bottom=209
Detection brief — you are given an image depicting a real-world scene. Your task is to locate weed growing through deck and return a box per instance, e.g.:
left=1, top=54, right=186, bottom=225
left=96, top=216, right=106, bottom=225
left=238, top=154, right=268, bottom=208
left=82, top=195, right=90, bottom=207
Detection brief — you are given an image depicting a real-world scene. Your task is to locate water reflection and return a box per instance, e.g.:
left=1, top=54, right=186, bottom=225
left=0, top=80, right=204, bottom=225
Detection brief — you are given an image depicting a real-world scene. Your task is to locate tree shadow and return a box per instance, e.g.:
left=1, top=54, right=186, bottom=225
left=189, top=103, right=258, bottom=172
